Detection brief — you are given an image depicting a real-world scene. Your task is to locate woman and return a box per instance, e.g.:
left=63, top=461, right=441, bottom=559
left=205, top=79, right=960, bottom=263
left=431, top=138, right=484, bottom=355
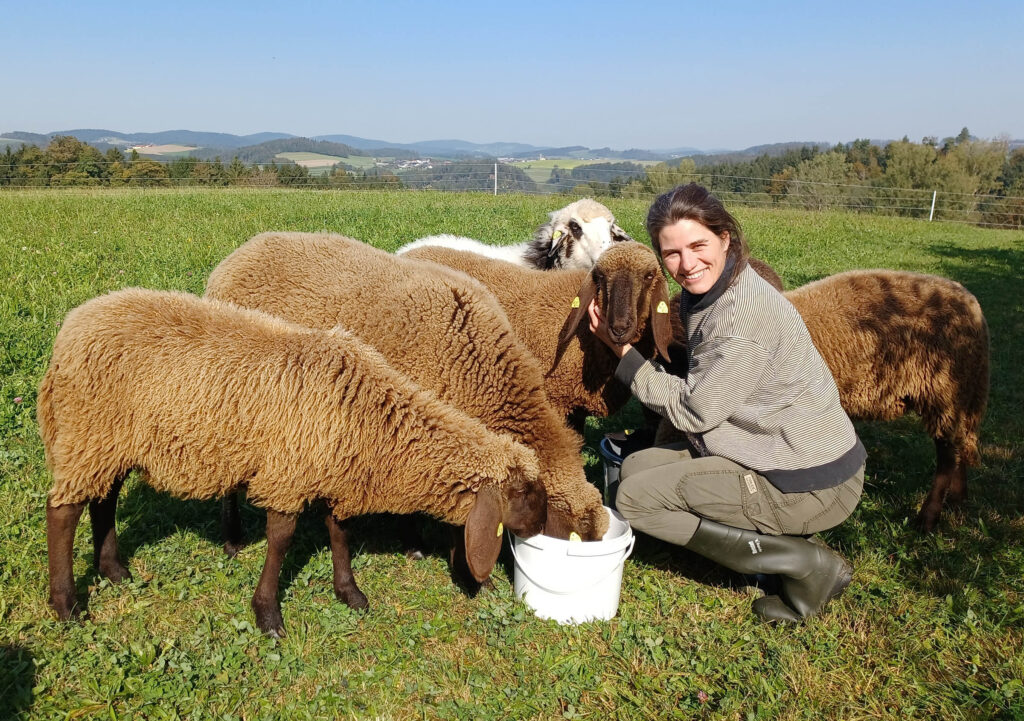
left=589, top=183, right=865, bottom=623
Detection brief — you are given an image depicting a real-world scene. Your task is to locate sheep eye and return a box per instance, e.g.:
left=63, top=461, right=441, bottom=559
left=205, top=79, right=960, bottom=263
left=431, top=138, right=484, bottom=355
left=644, top=272, right=655, bottom=281
left=568, top=220, right=582, bottom=238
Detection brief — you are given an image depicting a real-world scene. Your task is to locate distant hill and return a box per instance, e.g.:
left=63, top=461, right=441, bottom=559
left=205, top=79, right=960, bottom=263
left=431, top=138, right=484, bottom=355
left=0, top=128, right=297, bottom=150
left=189, top=137, right=419, bottom=163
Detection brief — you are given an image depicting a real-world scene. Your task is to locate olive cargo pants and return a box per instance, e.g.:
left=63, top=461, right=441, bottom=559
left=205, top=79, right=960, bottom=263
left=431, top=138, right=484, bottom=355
left=615, top=442, right=864, bottom=546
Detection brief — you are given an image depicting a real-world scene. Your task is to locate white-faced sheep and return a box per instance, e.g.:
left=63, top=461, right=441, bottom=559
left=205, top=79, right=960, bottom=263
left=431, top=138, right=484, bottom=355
left=403, top=242, right=676, bottom=420
left=663, top=269, right=989, bottom=531
left=205, top=232, right=608, bottom=542
left=395, top=198, right=634, bottom=270
left=39, top=289, right=547, bottom=637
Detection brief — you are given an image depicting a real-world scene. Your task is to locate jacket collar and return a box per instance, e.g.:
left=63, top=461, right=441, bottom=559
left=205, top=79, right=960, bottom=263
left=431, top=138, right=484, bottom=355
left=682, top=255, right=739, bottom=315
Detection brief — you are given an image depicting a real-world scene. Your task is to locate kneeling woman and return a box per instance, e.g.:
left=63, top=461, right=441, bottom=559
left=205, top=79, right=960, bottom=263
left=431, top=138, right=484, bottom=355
left=589, top=183, right=865, bottom=623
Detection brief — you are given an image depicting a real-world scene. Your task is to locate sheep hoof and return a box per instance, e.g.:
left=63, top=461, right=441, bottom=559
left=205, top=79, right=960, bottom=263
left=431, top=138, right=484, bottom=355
left=100, top=562, right=132, bottom=584
left=913, top=509, right=940, bottom=533
left=335, top=586, right=369, bottom=610
left=223, top=540, right=247, bottom=558
left=50, top=596, right=82, bottom=621
left=252, top=598, right=286, bottom=637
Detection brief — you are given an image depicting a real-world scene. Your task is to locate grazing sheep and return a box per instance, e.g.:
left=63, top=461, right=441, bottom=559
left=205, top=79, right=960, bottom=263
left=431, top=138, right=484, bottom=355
left=664, top=269, right=989, bottom=531
left=395, top=198, right=634, bottom=270
left=39, top=289, right=546, bottom=637
left=403, top=242, right=676, bottom=420
left=205, top=232, right=608, bottom=541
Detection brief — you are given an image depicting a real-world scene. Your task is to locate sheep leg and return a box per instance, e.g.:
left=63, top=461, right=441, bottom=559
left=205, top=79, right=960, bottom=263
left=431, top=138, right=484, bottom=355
left=916, top=438, right=959, bottom=532
left=251, top=509, right=297, bottom=638
left=940, top=439, right=969, bottom=506
left=399, top=514, right=426, bottom=560
left=221, top=494, right=245, bottom=558
left=325, top=514, right=369, bottom=609
left=89, top=476, right=131, bottom=583
left=47, top=500, right=86, bottom=619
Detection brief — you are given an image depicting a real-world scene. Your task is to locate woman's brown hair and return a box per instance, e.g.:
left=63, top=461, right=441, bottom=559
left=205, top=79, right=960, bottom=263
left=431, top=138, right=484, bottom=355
left=645, top=183, right=749, bottom=288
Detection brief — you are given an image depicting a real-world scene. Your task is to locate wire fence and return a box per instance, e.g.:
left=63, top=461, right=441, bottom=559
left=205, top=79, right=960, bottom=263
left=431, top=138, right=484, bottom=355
left=2, top=159, right=1023, bottom=229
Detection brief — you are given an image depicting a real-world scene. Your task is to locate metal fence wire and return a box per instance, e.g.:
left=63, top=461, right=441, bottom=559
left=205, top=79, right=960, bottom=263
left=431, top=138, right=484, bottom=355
left=2, top=160, right=1022, bottom=228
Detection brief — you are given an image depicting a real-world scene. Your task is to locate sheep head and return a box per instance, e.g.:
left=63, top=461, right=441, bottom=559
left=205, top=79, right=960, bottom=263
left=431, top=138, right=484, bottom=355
left=552, top=242, right=674, bottom=371
left=527, top=198, right=634, bottom=270
left=464, top=477, right=547, bottom=582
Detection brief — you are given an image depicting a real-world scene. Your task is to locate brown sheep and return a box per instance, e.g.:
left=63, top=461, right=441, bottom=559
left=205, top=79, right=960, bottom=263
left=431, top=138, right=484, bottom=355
left=403, top=241, right=676, bottom=420
left=665, top=269, right=989, bottom=531
left=39, top=289, right=547, bottom=637
left=205, top=232, right=608, bottom=542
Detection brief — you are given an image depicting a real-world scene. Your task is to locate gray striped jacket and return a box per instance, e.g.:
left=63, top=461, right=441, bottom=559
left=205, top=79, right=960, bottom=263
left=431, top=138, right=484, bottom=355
left=616, top=263, right=864, bottom=492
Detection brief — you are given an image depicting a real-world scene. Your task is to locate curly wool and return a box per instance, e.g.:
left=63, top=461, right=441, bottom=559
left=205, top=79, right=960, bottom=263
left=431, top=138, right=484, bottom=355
left=205, top=232, right=607, bottom=539
left=39, top=289, right=539, bottom=524
left=403, top=241, right=672, bottom=420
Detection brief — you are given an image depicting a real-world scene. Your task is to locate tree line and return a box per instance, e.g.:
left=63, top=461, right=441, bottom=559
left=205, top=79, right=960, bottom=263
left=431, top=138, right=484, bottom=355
left=561, top=129, right=1024, bottom=227
left=0, top=135, right=403, bottom=189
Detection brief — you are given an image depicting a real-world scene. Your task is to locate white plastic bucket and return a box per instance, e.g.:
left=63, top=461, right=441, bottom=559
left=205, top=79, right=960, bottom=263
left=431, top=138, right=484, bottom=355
left=511, top=506, right=635, bottom=624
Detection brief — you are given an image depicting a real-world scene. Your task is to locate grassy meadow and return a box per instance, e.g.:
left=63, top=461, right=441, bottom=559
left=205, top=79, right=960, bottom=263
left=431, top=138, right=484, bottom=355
left=1, top=188, right=1022, bottom=720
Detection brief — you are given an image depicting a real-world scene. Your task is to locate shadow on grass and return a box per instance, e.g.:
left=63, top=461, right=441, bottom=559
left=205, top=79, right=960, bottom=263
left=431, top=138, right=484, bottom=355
left=77, top=481, right=466, bottom=615
left=0, top=644, right=34, bottom=721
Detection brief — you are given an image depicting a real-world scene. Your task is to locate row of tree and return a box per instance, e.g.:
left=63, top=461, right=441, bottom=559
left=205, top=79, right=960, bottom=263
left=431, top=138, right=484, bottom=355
left=0, top=136, right=404, bottom=189
left=557, top=130, right=1023, bottom=227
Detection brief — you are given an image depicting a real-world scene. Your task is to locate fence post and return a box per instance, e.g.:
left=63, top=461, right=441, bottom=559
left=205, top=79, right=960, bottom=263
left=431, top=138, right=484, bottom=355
left=494, top=163, right=498, bottom=196
left=929, top=190, right=937, bottom=221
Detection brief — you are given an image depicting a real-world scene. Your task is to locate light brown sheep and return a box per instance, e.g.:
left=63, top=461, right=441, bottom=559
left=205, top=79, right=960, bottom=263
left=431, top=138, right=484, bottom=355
left=664, top=269, right=989, bottom=531
left=205, top=232, right=608, bottom=541
left=39, top=289, right=546, bottom=637
left=403, top=241, right=676, bottom=420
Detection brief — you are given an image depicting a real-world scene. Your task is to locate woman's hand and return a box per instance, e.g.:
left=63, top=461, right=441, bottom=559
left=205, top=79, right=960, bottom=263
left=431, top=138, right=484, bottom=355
left=588, top=298, right=631, bottom=359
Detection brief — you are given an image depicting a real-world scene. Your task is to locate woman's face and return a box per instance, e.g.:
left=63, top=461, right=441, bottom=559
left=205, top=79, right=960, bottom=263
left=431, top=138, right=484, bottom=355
left=658, top=218, right=730, bottom=295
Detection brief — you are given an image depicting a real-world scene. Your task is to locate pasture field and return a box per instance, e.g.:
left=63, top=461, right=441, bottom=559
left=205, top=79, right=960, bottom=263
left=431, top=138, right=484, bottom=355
left=275, top=152, right=379, bottom=172
left=512, top=158, right=660, bottom=186
left=0, top=188, right=1022, bottom=720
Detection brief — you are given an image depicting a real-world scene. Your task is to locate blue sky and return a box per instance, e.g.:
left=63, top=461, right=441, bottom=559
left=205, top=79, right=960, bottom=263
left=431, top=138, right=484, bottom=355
left=3, top=0, right=1021, bottom=150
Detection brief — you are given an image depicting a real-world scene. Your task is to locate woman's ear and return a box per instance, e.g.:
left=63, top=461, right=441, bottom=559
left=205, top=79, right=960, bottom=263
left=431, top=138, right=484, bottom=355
left=721, top=230, right=731, bottom=249
left=464, top=486, right=504, bottom=582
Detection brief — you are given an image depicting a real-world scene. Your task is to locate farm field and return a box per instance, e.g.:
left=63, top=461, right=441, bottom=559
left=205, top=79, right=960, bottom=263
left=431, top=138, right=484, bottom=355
left=511, top=158, right=661, bottom=186
left=275, top=152, right=378, bottom=172
left=0, top=188, right=1022, bottom=719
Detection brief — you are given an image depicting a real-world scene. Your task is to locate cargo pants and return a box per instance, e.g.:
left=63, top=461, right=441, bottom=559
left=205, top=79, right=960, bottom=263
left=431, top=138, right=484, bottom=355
left=615, top=441, right=864, bottom=546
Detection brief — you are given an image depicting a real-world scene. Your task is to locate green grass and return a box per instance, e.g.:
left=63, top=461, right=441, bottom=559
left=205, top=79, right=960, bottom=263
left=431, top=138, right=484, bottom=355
left=1, top=188, right=1022, bottom=719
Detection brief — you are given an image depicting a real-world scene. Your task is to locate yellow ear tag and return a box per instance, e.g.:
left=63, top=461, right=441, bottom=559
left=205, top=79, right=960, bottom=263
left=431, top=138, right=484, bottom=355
left=496, top=522, right=503, bottom=537
left=571, top=296, right=580, bottom=309
left=552, top=230, right=562, bottom=240
left=656, top=301, right=669, bottom=314
left=569, top=532, right=582, bottom=542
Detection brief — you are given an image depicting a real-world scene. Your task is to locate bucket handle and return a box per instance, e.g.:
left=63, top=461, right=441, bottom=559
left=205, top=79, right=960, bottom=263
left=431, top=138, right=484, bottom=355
left=508, top=534, right=636, bottom=597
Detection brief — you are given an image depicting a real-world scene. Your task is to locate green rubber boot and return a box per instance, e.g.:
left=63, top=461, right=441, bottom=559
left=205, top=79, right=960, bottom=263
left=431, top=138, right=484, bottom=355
left=684, top=518, right=853, bottom=623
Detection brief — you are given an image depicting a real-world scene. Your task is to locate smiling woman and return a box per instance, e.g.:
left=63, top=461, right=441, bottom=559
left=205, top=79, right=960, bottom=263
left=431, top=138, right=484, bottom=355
left=588, top=182, right=866, bottom=624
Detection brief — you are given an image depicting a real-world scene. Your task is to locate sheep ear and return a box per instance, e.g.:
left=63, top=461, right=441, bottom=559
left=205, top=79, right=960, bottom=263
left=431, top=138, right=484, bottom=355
left=549, top=275, right=597, bottom=376
left=545, top=223, right=569, bottom=259
left=464, top=486, right=504, bottom=582
left=610, top=223, right=634, bottom=243
left=649, top=274, right=673, bottom=363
